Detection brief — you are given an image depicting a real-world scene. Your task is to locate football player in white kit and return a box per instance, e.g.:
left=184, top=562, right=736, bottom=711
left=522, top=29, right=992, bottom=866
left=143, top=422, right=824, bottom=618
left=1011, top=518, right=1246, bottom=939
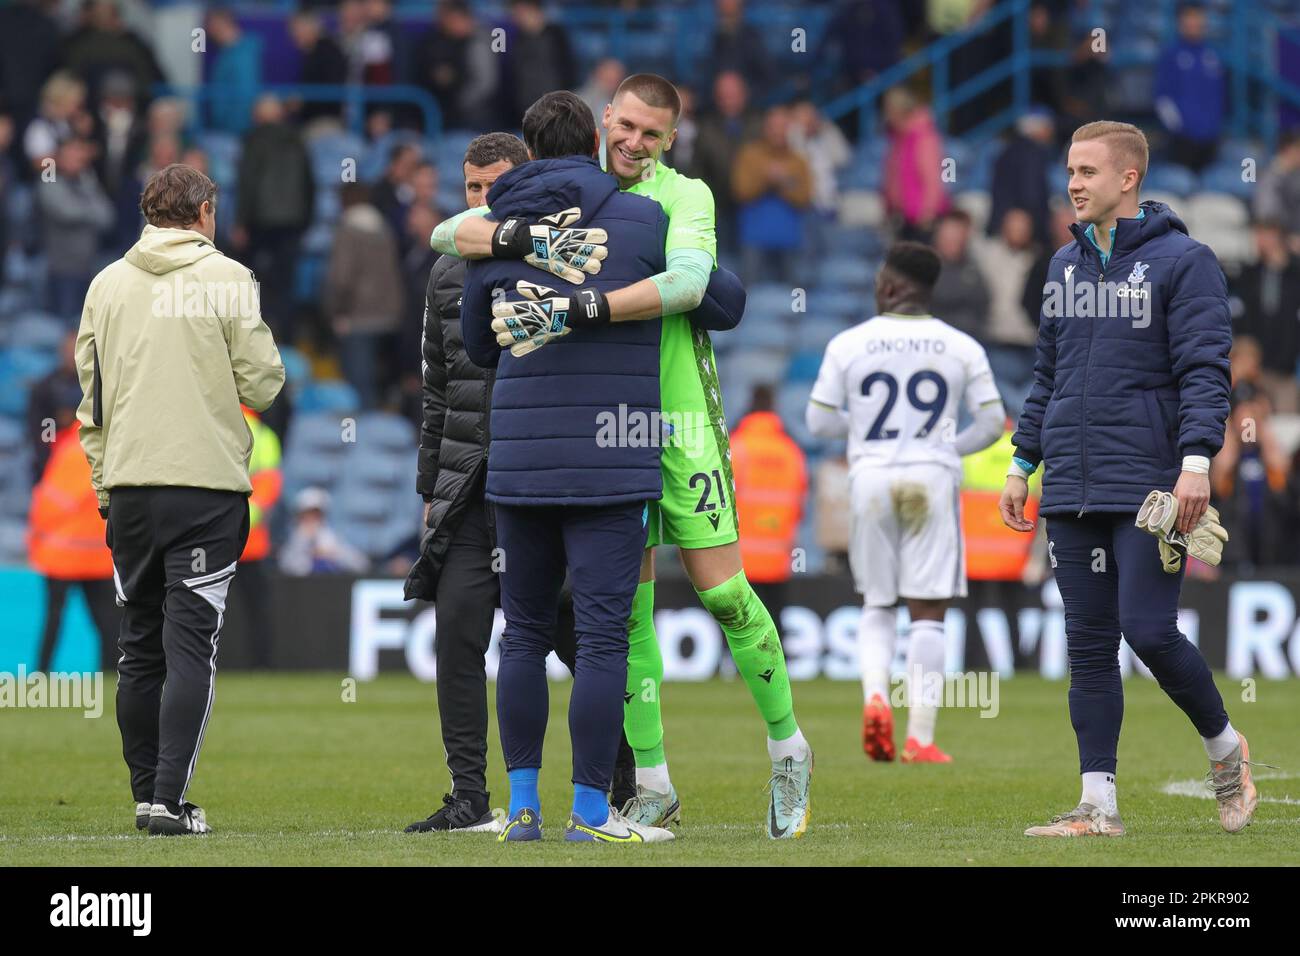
left=806, top=242, right=1005, bottom=762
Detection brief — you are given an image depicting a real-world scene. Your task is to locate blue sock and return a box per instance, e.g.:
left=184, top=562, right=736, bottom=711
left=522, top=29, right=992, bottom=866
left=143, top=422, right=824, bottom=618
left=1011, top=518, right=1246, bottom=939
left=573, top=784, right=608, bottom=826
left=508, top=768, right=539, bottom=817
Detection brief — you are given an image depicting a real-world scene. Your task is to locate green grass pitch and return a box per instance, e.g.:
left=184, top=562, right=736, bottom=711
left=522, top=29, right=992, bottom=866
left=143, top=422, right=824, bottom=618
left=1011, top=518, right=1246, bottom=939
left=2, top=674, right=1297, bottom=865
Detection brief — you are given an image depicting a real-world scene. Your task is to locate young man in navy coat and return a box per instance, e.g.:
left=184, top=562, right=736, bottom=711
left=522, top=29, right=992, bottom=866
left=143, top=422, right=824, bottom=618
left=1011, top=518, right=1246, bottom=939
left=1000, top=121, right=1257, bottom=836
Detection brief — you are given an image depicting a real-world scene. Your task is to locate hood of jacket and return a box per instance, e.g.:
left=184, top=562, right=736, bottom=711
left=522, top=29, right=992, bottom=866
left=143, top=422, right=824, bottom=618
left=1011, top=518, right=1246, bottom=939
left=486, top=155, right=618, bottom=221
left=124, top=224, right=221, bottom=276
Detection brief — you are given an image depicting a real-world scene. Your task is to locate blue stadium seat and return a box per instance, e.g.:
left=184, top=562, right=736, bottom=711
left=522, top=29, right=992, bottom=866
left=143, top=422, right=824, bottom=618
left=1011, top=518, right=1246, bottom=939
left=295, top=381, right=362, bottom=415
left=816, top=255, right=872, bottom=290
left=6, top=312, right=67, bottom=350
left=309, top=131, right=367, bottom=186
left=786, top=349, right=824, bottom=382
left=278, top=346, right=312, bottom=392
left=1144, top=163, right=1199, bottom=197
left=360, top=129, right=425, bottom=182
left=196, top=131, right=241, bottom=189
left=1199, top=163, right=1255, bottom=201
left=352, top=412, right=415, bottom=452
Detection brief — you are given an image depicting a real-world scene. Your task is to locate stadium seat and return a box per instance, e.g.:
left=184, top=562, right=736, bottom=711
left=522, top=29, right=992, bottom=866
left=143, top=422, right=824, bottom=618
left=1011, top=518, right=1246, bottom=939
left=1144, top=163, right=1199, bottom=197
left=786, top=349, right=824, bottom=382
left=196, top=131, right=241, bottom=189
left=295, top=381, right=362, bottom=415
left=352, top=412, right=415, bottom=452
left=817, top=255, right=871, bottom=290
left=360, top=129, right=425, bottom=182
left=1184, top=193, right=1252, bottom=263
left=1199, top=163, right=1255, bottom=201
left=5, top=312, right=66, bottom=350
left=309, top=131, right=367, bottom=186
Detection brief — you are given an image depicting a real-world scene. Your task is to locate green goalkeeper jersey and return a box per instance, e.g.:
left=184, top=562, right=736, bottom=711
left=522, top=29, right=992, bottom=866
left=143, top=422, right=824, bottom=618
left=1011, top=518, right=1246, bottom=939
left=627, top=162, right=723, bottom=423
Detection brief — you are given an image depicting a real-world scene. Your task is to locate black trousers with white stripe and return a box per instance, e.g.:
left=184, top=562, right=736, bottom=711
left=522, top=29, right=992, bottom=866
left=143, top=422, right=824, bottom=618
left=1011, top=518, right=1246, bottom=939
left=107, top=486, right=249, bottom=807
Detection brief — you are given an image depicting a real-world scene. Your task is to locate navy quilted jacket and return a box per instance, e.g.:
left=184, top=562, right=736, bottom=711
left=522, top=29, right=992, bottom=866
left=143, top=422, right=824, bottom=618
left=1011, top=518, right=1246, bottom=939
left=461, top=155, right=667, bottom=507
left=1012, top=200, right=1232, bottom=515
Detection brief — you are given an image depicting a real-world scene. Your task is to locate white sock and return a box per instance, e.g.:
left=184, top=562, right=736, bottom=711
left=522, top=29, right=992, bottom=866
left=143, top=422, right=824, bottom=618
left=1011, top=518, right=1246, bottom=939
left=636, top=764, right=672, bottom=794
left=1202, top=721, right=1239, bottom=762
left=858, top=605, right=896, bottom=703
left=768, top=727, right=809, bottom=763
left=904, top=618, right=945, bottom=746
left=1081, top=772, right=1118, bottom=816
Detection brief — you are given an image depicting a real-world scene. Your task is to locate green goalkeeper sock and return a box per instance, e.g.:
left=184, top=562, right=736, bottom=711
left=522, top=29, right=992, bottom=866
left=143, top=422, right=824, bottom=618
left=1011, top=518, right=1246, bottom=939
left=696, top=570, right=798, bottom=741
left=624, top=580, right=666, bottom=768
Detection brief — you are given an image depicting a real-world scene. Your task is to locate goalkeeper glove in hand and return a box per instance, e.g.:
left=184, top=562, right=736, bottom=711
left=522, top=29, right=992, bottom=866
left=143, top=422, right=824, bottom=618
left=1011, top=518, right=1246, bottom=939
left=491, top=207, right=608, bottom=285
left=491, top=283, right=611, bottom=358
left=1135, top=489, right=1229, bottom=572
left=491, top=280, right=574, bottom=357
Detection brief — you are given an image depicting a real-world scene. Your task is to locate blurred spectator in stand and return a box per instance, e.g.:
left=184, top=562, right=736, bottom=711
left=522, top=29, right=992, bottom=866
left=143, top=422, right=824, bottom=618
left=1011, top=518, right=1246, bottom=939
left=789, top=99, right=851, bottom=260
left=324, top=182, right=404, bottom=409
left=38, top=137, right=114, bottom=322
left=92, top=71, right=148, bottom=254
left=288, top=9, right=348, bottom=128
left=1229, top=220, right=1300, bottom=413
left=579, top=57, right=626, bottom=129
left=1026, top=2, right=1071, bottom=119
left=338, top=0, right=369, bottom=85
left=503, top=1, right=579, bottom=124
left=0, top=0, right=62, bottom=150
left=1210, top=383, right=1291, bottom=570
left=370, top=141, right=421, bottom=241
left=1254, top=132, right=1300, bottom=249
left=231, top=406, right=282, bottom=669
left=234, top=95, right=315, bottom=343
left=414, top=0, right=499, bottom=131
left=139, top=131, right=180, bottom=182
left=403, top=160, right=447, bottom=252
left=180, top=145, right=209, bottom=176
left=403, top=200, right=441, bottom=395
left=710, top=0, right=771, bottom=95
left=28, top=421, right=120, bottom=672
left=357, top=0, right=400, bottom=87
left=0, top=113, right=14, bottom=286
left=1229, top=336, right=1265, bottom=390
left=1022, top=200, right=1075, bottom=331
left=663, top=85, right=698, bottom=172
left=730, top=384, right=807, bottom=643
left=974, top=207, right=1038, bottom=406
left=206, top=7, right=264, bottom=135
left=989, top=107, right=1055, bottom=244
left=882, top=85, right=949, bottom=241
left=26, top=332, right=82, bottom=483
left=61, top=0, right=163, bottom=106
left=819, top=0, right=905, bottom=137
left=931, top=209, right=990, bottom=340
left=279, top=487, right=370, bottom=576
left=732, top=104, right=812, bottom=286
left=692, top=70, right=760, bottom=256
left=23, top=71, right=92, bottom=173
left=1154, top=1, right=1224, bottom=173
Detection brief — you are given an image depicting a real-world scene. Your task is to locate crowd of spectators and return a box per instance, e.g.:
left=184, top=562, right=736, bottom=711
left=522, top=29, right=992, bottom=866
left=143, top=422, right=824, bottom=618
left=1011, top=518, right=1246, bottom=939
left=3, top=0, right=1300, bottom=573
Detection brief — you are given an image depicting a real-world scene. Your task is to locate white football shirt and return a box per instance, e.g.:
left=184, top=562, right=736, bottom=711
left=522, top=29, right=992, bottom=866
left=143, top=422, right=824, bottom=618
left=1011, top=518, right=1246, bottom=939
left=809, top=313, right=1002, bottom=476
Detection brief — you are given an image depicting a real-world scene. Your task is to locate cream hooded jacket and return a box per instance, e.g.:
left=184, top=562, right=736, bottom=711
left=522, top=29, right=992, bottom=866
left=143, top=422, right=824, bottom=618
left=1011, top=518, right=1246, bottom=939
left=76, top=225, right=285, bottom=508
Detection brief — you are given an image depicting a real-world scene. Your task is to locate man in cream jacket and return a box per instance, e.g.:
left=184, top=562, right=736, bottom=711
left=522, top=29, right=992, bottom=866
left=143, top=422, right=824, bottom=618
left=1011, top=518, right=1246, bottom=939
left=76, top=163, right=284, bottom=836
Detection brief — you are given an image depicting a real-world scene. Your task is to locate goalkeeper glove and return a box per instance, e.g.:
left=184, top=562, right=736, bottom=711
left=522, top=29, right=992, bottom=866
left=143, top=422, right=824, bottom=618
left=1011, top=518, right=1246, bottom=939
left=1134, top=489, right=1229, bottom=572
left=491, top=207, right=608, bottom=285
left=491, top=282, right=610, bottom=357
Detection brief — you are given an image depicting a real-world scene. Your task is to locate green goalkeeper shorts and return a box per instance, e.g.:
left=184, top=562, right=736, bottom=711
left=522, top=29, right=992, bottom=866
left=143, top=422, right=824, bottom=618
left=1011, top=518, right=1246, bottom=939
left=646, top=418, right=739, bottom=550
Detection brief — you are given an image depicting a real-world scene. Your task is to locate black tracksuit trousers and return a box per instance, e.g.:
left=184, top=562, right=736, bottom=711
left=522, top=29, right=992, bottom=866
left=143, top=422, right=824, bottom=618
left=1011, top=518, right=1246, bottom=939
left=107, top=486, right=249, bottom=807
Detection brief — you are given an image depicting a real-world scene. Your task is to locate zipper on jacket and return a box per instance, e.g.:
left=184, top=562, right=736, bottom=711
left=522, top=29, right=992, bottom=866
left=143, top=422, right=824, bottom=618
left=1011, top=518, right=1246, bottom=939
left=1077, top=266, right=1103, bottom=518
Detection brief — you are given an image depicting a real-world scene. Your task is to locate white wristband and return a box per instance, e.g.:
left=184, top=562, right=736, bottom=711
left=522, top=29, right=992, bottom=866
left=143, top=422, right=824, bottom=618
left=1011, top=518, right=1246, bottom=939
left=1007, top=461, right=1033, bottom=480
left=1181, top=455, right=1210, bottom=475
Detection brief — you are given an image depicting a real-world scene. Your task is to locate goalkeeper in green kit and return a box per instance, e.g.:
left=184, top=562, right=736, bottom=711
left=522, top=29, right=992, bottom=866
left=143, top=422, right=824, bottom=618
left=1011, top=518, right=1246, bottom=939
left=431, top=73, right=812, bottom=839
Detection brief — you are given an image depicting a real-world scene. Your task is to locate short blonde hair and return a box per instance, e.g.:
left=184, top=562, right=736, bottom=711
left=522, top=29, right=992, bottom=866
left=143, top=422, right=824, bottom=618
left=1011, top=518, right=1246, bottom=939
left=1072, top=121, right=1149, bottom=186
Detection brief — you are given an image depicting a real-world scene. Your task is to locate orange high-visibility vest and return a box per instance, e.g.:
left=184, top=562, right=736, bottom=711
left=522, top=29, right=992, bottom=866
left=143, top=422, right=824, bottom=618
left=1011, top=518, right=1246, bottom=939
left=240, top=407, right=282, bottom=562
left=730, top=411, right=808, bottom=583
left=28, top=421, right=113, bottom=580
left=960, top=428, right=1040, bottom=581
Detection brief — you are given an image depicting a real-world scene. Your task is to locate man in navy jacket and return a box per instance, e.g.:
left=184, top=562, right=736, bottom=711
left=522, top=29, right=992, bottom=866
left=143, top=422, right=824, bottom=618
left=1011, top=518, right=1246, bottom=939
left=460, top=91, right=673, bottom=844
left=1000, top=121, right=1257, bottom=837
